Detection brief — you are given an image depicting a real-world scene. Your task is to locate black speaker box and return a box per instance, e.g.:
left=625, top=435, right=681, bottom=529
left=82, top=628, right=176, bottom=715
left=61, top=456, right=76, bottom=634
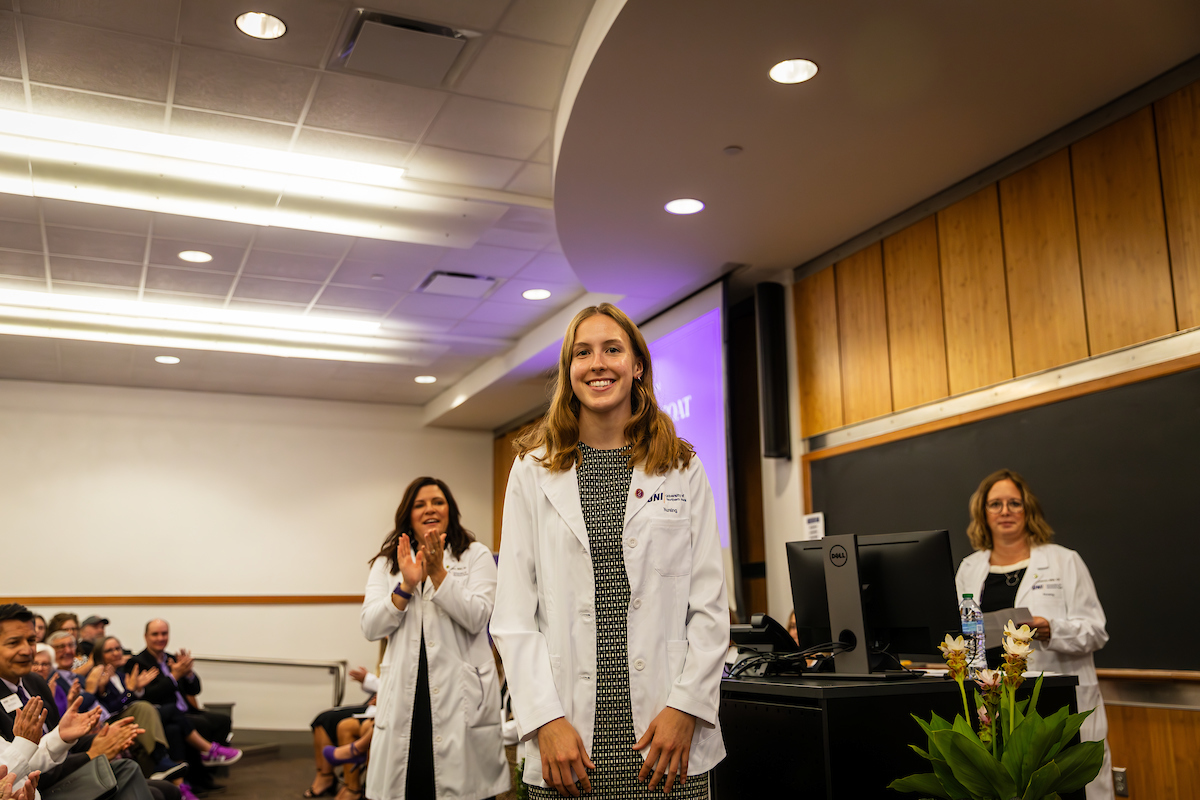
left=755, top=282, right=791, bottom=458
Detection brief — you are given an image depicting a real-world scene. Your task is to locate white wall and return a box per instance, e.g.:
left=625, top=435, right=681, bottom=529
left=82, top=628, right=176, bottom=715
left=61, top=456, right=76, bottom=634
left=2, top=379, right=493, bottom=729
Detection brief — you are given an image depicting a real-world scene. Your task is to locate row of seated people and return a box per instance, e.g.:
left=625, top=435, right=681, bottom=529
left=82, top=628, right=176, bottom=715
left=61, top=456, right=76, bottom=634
left=1, top=606, right=242, bottom=800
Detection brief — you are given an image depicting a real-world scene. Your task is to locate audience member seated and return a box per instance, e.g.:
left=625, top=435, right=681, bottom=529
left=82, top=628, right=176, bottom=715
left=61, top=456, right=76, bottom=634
left=76, top=617, right=109, bottom=663
left=31, top=618, right=45, bottom=646
left=129, top=620, right=240, bottom=795
left=321, top=719, right=374, bottom=800
left=305, top=666, right=377, bottom=799
left=1, top=604, right=155, bottom=800
left=30, top=645, right=73, bottom=717
left=45, top=633, right=94, bottom=713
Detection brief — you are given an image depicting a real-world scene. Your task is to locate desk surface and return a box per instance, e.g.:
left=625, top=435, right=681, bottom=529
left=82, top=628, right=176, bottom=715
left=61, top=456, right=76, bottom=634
left=722, top=673, right=1079, bottom=700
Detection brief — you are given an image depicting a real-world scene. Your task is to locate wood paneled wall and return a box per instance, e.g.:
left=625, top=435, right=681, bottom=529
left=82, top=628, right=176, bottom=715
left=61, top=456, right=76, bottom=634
left=1106, top=704, right=1200, bottom=799
left=794, top=80, right=1200, bottom=437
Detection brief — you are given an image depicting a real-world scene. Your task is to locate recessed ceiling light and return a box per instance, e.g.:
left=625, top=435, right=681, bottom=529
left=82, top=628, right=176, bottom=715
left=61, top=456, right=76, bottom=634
left=769, top=59, right=818, bottom=84
left=370, top=274, right=384, bottom=281
left=178, top=250, right=212, bottom=263
left=522, top=288, right=552, bottom=301
left=236, top=12, right=286, bottom=40
left=155, top=355, right=181, bottom=364
left=665, top=198, right=705, bottom=215
left=415, top=375, right=437, bottom=384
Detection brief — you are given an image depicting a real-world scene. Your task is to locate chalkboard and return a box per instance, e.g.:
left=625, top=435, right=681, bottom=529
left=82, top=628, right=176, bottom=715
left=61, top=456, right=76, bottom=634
left=809, top=366, right=1200, bottom=670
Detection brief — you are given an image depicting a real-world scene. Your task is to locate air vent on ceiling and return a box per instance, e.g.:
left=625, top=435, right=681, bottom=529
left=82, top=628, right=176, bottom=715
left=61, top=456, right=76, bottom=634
left=419, top=271, right=496, bottom=298
left=328, top=9, right=475, bottom=87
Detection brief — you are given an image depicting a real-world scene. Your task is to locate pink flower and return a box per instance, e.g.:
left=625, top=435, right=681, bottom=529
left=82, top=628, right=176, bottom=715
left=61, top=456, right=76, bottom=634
left=978, top=704, right=992, bottom=727
left=974, top=669, right=1002, bottom=692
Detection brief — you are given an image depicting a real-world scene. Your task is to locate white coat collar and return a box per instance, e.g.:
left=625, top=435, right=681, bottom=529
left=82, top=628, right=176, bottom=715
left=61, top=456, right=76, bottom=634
left=537, top=452, right=668, bottom=552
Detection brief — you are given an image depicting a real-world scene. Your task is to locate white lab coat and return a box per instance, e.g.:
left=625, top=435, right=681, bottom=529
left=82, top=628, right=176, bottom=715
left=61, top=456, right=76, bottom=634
left=0, top=730, right=72, bottom=800
left=491, top=451, right=730, bottom=789
left=360, top=542, right=510, bottom=800
left=956, top=543, right=1113, bottom=800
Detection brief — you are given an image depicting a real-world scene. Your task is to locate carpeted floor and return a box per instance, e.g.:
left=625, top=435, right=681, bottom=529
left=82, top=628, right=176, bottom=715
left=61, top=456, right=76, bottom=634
left=215, top=754, right=319, bottom=800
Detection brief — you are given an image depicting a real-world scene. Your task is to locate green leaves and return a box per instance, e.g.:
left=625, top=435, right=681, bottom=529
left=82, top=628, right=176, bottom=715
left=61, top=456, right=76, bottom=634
left=887, top=772, right=952, bottom=799
left=1049, top=741, right=1105, bottom=793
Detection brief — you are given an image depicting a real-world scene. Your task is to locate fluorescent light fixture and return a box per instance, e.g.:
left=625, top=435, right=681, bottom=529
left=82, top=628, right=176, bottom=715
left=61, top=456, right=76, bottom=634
left=665, top=198, right=705, bottom=215
left=769, top=59, right=818, bottom=84
left=178, top=250, right=212, bottom=263
left=522, top=288, right=552, bottom=300
left=415, top=375, right=437, bottom=384
left=0, top=288, right=379, bottom=335
left=155, top=355, right=181, bottom=364
left=236, top=12, right=286, bottom=39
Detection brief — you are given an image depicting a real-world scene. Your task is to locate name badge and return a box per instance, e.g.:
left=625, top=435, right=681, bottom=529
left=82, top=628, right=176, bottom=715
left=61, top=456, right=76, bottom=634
left=2, top=693, right=22, bottom=712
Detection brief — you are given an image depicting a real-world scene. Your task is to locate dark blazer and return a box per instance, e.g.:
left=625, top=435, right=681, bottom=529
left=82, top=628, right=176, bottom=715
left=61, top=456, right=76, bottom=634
left=130, top=649, right=201, bottom=708
left=0, top=671, right=93, bottom=789
left=93, top=669, right=139, bottom=715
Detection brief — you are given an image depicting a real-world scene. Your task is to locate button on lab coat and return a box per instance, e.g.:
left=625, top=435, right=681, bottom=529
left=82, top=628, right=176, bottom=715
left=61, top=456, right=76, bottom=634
left=491, top=451, right=729, bottom=789
left=956, top=542, right=1113, bottom=800
left=360, top=542, right=510, bottom=800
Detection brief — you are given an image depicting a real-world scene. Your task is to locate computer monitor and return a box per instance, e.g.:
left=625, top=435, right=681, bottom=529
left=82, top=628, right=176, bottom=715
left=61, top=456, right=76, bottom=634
left=786, top=530, right=960, bottom=675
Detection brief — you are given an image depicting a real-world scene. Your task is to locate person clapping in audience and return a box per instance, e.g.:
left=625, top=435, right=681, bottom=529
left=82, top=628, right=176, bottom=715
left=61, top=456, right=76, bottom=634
left=305, top=666, right=378, bottom=799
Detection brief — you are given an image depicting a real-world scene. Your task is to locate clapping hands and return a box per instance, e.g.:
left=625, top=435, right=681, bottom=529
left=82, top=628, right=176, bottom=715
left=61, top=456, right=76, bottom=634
left=86, top=717, right=143, bottom=761
left=58, top=696, right=104, bottom=743
left=12, top=697, right=46, bottom=744
left=170, top=650, right=194, bottom=681
left=126, top=663, right=159, bottom=691
left=0, top=766, right=40, bottom=800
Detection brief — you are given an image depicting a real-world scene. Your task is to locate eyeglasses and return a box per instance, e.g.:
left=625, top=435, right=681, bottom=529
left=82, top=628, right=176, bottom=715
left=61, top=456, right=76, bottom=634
left=985, top=499, right=1024, bottom=513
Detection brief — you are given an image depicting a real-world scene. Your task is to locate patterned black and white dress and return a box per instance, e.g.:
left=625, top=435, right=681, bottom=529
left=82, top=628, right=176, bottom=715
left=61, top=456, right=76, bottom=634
left=529, top=443, right=710, bottom=799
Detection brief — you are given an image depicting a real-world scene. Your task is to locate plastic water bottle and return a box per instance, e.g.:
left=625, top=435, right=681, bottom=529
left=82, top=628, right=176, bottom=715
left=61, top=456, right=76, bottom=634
left=959, top=594, right=986, bottom=677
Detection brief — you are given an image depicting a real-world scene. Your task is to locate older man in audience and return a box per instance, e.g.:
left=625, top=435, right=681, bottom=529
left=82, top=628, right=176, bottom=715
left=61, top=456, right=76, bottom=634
left=0, top=604, right=153, bottom=800
left=76, top=617, right=108, bottom=661
left=130, top=620, right=239, bottom=795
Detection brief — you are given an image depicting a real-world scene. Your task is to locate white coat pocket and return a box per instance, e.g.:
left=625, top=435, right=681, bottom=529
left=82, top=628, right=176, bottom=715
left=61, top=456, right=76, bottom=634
left=666, top=640, right=688, bottom=681
left=649, top=520, right=692, bottom=577
left=462, top=660, right=501, bottom=728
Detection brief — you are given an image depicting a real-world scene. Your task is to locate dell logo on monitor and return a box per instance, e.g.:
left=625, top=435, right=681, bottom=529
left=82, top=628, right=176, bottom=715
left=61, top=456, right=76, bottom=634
left=829, top=544, right=848, bottom=567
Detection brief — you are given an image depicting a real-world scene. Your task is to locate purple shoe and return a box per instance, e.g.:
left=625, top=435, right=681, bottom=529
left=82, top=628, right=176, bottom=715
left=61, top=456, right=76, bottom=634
left=179, top=784, right=199, bottom=800
left=322, top=743, right=366, bottom=766
left=201, top=743, right=243, bottom=767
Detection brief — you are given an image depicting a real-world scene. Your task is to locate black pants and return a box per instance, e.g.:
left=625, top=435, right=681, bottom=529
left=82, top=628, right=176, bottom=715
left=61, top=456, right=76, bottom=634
left=405, top=636, right=435, bottom=799
left=45, top=758, right=154, bottom=800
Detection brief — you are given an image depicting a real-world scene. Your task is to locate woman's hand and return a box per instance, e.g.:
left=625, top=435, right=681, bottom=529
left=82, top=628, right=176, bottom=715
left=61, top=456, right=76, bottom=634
left=1028, top=616, right=1052, bottom=642
left=86, top=718, right=142, bottom=761
left=396, top=534, right=426, bottom=593
left=633, top=706, right=697, bottom=793
left=348, top=666, right=368, bottom=684
left=58, top=697, right=103, bottom=743
left=126, top=663, right=159, bottom=691
left=66, top=680, right=82, bottom=706
left=418, top=529, right=448, bottom=589
left=12, top=697, right=46, bottom=744
left=538, top=717, right=593, bottom=797
left=0, top=766, right=40, bottom=800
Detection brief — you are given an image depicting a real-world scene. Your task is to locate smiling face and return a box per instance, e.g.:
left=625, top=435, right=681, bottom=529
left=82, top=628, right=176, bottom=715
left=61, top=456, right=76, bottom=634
left=0, top=620, right=36, bottom=683
left=32, top=650, right=53, bottom=680
left=51, top=636, right=76, bottom=670
left=410, top=484, right=449, bottom=542
left=100, top=638, right=125, bottom=667
left=569, top=313, right=644, bottom=421
left=986, top=479, right=1029, bottom=547
left=145, top=620, right=170, bottom=656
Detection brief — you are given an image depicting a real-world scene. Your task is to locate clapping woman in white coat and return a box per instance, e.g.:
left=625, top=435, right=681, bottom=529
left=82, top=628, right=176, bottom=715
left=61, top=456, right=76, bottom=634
left=492, top=304, right=729, bottom=798
left=360, top=477, right=510, bottom=800
left=954, top=469, right=1113, bottom=800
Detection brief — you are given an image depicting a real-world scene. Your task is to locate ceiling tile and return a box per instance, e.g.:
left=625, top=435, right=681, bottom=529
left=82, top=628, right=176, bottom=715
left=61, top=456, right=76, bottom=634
left=367, top=0, right=511, bottom=31
left=391, top=291, right=479, bottom=320
left=23, top=17, right=174, bottom=101
left=30, top=85, right=166, bottom=130
left=422, top=95, right=551, bottom=159
left=313, top=284, right=398, bottom=312
left=0, top=251, right=45, bottom=278
left=243, top=249, right=337, bottom=281
left=292, top=129, right=413, bottom=167
left=173, top=46, right=315, bottom=122
left=434, top=243, right=537, bottom=278
left=331, top=259, right=428, bottom=292
left=0, top=78, right=26, bottom=110
left=304, top=72, right=446, bottom=140
left=252, top=227, right=351, bottom=258
left=168, top=108, right=295, bottom=149
left=347, top=238, right=446, bottom=267
left=151, top=214, right=255, bottom=246
left=529, top=138, right=551, bottom=163
left=0, top=13, right=21, bottom=79
left=178, top=0, right=345, bottom=68
left=383, top=312, right=457, bottom=334
left=20, top=0, right=181, bottom=40
left=488, top=276, right=581, bottom=305
left=450, top=319, right=524, bottom=339
left=142, top=290, right=227, bottom=308
left=0, top=220, right=45, bottom=252
left=46, top=228, right=146, bottom=262
left=51, top=281, right=138, bottom=300
left=49, top=257, right=143, bottom=286
left=0, top=195, right=37, bottom=222
left=404, top=145, right=522, bottom=189
left=456, top=35, right=569, bottom=110
left=0, top=335, right=59, bottom=365
left=225, top=298, right=307, bottom=315
left=232, top=275, right=320, bottom=304
left=144, top=265, right=234, bottom=295
left=465, top=299, right=541, bottom=325
left=505, top=162, right=553, bottom=198
left=477, top=205, right=558, bottom=250
left=499, top=0, right=591, bottom=46
left=0, top=276, right=45, bottom=294
left=42, top=200, right=152, bottom=233
left=308, top=305, right=386, bottom=322
left=148, top=238, right=247, bottom=272
left=516, top=252, right=577, bottom=282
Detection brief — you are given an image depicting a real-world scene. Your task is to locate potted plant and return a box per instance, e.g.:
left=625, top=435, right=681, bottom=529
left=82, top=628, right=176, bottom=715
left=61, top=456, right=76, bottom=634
left=889, top=622, right=1104, bottom=800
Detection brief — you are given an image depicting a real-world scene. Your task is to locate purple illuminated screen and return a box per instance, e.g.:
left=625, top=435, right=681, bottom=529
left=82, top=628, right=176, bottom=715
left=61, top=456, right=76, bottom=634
left=647, top=307, right=730, bottom=548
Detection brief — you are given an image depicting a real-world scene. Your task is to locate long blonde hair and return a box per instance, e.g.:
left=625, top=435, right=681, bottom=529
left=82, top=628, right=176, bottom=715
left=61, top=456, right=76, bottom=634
left=515, top=303, right=693, bottom=475
left=966, top=469, right=1055, bottom=551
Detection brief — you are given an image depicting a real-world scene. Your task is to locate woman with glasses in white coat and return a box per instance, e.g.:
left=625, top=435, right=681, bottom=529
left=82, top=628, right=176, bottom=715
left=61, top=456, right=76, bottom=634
left=492, top=303, right=729, bottom=798
left=360, top=477, right=510, bottom=800
left=955, top=469, right=1112, bottom=800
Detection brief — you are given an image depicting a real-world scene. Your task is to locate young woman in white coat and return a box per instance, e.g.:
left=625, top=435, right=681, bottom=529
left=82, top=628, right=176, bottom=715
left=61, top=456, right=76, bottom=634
left=954, top=469, right=1113, bottom=800
left=492, top=303, right=729, bottom=798
left=360, top=477, right=510, bottom=800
